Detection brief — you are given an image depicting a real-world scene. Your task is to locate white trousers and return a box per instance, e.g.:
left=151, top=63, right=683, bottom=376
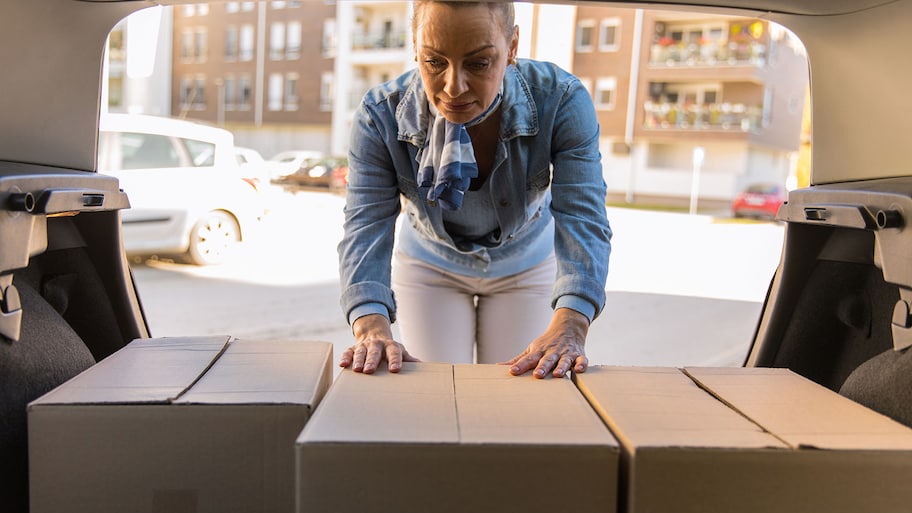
left=391, top=250, right=557, bottom=364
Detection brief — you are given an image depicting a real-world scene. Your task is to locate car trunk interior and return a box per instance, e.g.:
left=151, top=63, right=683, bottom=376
left=0, top=167, right=147, bottom=512
left=4, top=0, right=912, bottom=511
left=748, top=177, right=912, bottom=427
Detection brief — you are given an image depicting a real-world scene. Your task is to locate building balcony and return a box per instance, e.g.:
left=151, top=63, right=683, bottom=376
left=649, top=40, right=766, bottom=68
left=643, top=101, right=762, bottom=132
left=352, top=31, right=407, bottom=51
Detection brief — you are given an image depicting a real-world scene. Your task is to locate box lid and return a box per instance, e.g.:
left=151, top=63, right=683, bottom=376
left=574, top=366, right=788, bottom=449
left=576, top=366, right=912, bottom=451
left=300, top=362, right=459, bottom=444
left=30, top=336, right=230, bottom=405
left=454, top=364, right=616, bottom=446
left=296, top=363, right=620, bottom=513
left=299, top=362, right=617, bottom=448
left=176, top=339, right=332, bottom=406
left=28, top=337, right=334, bottom=407
left=684, top=367, right=912, bottom=450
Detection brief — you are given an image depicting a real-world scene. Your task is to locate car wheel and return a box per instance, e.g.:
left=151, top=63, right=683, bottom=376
left=184, top=210, right=240, bottom=266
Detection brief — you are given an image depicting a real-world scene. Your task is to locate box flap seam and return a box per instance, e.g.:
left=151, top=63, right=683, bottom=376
left=681, top=367, right=795, bottom=449
left=170, top=335, right=233, bottom=403
left=450, top=364, right=462, bottom=442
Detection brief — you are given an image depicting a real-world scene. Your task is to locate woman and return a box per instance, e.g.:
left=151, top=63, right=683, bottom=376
left=337, top=0, right=611, bottom=378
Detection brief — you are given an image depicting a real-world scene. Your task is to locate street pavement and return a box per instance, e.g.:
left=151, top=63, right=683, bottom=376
left=132, top=189, right=784, bottom=376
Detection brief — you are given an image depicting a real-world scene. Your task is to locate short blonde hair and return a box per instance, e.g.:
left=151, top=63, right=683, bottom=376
left=411, top=1, right=516, bottom=41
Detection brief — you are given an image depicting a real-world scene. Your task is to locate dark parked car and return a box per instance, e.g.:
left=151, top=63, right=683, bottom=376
left=3, top=0, right=912, bottom=511
left=732, top=182, right=786, bottom=220
left=272, top=156, right=349, bottom=192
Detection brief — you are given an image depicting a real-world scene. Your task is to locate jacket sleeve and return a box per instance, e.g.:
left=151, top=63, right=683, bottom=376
left=548, top=78, right=612, bottom=319
left=337, top=100, right=403, bottom=324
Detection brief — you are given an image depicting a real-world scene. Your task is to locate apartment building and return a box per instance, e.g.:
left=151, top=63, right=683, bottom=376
left=104, top=8, right=173, bottom=117
left=170, top=1, right=336, bottom=158
left=108, top=2, right=808, bottom=207
left=573, top=7, right=808, bottom=207
left=329, top=1, right=413, bottom=156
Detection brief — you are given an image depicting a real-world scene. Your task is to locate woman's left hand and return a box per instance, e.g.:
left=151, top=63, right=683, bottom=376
left=500, top=308, right=591, bottom=379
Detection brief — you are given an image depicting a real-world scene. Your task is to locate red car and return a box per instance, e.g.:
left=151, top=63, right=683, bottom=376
left=732, top=183, right=786, bottom=220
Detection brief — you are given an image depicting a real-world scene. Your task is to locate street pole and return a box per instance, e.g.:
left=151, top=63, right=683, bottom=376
left=215, top=77, right=224, bottom=127
left=690, top=146, right=705, bottom=215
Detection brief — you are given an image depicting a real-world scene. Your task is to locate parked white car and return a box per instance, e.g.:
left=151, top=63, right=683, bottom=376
left=98, top=113, right=264, bottom=265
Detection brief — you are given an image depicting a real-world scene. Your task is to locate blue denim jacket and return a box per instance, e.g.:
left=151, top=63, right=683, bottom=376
left=338, top=59, right=612, bottom=324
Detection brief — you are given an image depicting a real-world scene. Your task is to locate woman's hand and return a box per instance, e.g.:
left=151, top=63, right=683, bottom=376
left=340, top=314, right=420, bottom=374
left=501, top=308, right=590, bottom=379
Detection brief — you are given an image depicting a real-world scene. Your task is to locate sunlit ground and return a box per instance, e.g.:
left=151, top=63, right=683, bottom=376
left=146, top=188, right=784, bottom=303
left=135, top=189, right=784, bottom=369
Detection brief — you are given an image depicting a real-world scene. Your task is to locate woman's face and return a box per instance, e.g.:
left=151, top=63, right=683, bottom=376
left=414, top=3, right=518, bottom=125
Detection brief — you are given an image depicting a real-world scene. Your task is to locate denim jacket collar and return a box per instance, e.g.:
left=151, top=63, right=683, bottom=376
left=395, top=63, right=540, bottom=149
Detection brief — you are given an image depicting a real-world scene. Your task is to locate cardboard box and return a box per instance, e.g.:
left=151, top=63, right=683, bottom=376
left=296, top=363, right=619, bottom=513
left=574, top=366, right=912, bottom=513
left=28, top=336, right=333, bottom=513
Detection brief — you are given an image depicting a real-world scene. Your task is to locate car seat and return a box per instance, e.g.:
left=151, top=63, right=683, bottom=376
left=841, top=346, right=912, bottom=427
left=0, top=277, right=96, bottom=513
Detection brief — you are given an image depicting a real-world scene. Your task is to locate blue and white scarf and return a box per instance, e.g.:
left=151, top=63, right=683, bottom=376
left=417, top=90, right=503, bottom=210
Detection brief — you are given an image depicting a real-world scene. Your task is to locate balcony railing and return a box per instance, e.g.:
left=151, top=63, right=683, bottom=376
left=649, top=40, right=766, bottom=67
left=352, top=31, right=407, bottom=50
left=643, top=101, right=762, bottom=132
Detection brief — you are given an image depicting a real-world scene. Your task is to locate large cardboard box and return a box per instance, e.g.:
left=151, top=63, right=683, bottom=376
left=296, top=363, right=619, bottom=513
left=574, top=366, right=912, bottom=513
left=28, top=336, right=333, bottom=513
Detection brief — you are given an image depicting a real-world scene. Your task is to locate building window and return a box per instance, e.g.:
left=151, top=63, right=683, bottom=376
left=270, top=22, right=285, bottom=60
left=320, top=71, right=334, bottom=111
left=241, top=2, right=255, bottom=11
left=599, top=18, right=620, bottom=52
left=224, top=76, right=237, bottom=111
left=179, top=77, right=192, bottom=106
left=285, top=73, right=300, bottom=110
left=179, top=75, right=207, bottom=110
left=193, top=28, right=207, bottom=63
left=182, top=3, right=208, bottom=16
left=238, top=75, right=252, bottom=110
left=271, top=1, right=286, bottom=9
left=594, top=77, right=617, bottom=110
left=192, top=76, right=206, bottom=110
left=239, top=24, right=255, bottom=61
left=576, top=20, right=596, bottom=52
left=180, top=30, right=193, bottom=62
left=268, top=73, right=283, bottom=111
left=226, top=2, right=240, bottom=14
left=322, top=19, right=337, bottom=57
left=286, top=22, right=302, bottom=59
left=225, top=26, right=238, bottom=61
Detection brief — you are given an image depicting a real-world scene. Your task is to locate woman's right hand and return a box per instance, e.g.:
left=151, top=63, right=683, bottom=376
left=340, top=313, right=420, bottom=374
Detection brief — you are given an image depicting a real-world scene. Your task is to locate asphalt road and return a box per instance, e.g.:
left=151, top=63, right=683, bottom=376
left=131, top=189, right=784, bottom=376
